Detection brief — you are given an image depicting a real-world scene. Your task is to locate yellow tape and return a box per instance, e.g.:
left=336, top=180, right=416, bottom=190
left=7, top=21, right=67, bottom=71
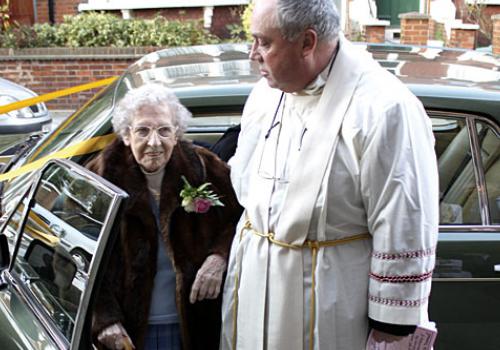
left=0, top=77, right=118, bottom=115
left=0, top=133, right=116, bottom=182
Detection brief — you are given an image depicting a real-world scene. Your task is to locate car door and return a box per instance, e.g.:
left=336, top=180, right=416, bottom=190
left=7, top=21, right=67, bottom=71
left=0, top=158, right=128, bottom=349
left=429, top=112, right=500, bottom=350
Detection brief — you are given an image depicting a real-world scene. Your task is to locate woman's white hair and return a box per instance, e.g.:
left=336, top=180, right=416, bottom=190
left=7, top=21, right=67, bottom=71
left=112, top=83, right=192, bottom=140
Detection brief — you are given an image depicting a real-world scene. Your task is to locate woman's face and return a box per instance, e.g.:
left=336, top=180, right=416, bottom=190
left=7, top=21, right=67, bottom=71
left=123, top=104, right=178, bottom=172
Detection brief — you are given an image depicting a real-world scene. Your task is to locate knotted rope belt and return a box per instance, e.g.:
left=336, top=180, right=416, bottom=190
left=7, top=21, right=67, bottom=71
left=233, top=219, right=371, bottom=350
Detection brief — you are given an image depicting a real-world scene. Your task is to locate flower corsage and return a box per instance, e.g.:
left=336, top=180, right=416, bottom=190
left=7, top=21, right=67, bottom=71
left=180, top=176, right=224, bottom=213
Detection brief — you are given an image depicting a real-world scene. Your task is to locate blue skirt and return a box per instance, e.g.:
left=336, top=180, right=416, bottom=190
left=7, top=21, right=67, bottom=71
left=144, top=323, right=181, bottom=350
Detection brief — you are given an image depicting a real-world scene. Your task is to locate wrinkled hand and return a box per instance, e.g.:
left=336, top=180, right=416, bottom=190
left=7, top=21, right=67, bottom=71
left=371, top=329, right=408, bottom=344
left=190, top=254, right=227, bottom=304
left=97, top=322, right=135, bottom=350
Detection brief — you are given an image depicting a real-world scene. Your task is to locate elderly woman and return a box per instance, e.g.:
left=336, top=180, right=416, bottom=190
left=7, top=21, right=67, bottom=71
left=89, top=83, right=241, bottom=350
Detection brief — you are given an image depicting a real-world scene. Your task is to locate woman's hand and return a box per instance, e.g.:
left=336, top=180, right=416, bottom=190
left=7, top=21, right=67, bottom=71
left=189, top=254, right=227, bottom=303
left=97, top=322, right=135, bottom=349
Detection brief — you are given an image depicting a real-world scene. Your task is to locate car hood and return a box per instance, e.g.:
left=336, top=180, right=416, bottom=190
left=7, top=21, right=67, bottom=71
left=0, top=77, right=37, bottom=100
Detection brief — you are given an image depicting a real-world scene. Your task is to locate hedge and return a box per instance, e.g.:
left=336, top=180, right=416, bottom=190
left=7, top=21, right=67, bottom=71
left=0, top=12, right=219, bottom=48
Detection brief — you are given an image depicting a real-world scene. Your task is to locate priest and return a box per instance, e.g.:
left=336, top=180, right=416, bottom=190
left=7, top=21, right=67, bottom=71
left=220, top=0, right=439, bottom=349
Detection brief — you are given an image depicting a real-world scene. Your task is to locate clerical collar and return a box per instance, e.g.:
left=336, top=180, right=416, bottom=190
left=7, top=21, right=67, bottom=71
left=294, top=43, right=339, bottom=96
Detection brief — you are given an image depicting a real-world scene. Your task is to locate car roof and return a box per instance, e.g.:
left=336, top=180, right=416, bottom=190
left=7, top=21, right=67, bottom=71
left=123, top=43, right=500, bottom=122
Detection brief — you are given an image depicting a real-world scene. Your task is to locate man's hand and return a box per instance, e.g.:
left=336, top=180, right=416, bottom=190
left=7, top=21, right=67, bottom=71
left=370, top=329, right=408, bottom=343
left=97, top=322, right=135, bottom=349
left=189, top=254, right=227, bottom=303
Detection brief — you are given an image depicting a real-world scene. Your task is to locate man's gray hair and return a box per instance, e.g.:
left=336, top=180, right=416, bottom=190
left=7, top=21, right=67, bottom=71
left=112, top=82, right=192, bottom=140
left=276, top=0, right=340, bottom=42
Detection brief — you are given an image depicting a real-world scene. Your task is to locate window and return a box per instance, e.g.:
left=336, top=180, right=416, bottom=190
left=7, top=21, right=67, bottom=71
left=475, top=121, right=500, bottom=224
left=8, top=161, right=115, bottom=342
left=433, top=116, right=481, bottom=224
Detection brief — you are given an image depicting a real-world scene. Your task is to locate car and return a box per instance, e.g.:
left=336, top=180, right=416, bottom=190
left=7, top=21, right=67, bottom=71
left=0, top=43, right=498, bottom=350
left=0, top=77, right=52, bottom=135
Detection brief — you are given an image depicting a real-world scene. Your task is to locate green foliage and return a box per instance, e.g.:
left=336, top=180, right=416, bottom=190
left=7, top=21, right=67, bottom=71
left=0, top=11, right=217, bottom=48
left=0, top=0, right=11, bottom=31
left=226, top=2, right=253, bottom=42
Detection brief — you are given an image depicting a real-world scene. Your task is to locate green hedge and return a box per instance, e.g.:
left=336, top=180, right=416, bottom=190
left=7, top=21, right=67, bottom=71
left=0, top=12, right=219, bottom=48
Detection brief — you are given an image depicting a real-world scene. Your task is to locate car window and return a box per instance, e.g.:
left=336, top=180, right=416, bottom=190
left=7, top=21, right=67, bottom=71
left=475, top=121, right=500, bottom=224
left=22, top=84, right=117, bottom=164
left=432, top=116, right=481, bottom=224
left=7, top=161, right=119, bottom=343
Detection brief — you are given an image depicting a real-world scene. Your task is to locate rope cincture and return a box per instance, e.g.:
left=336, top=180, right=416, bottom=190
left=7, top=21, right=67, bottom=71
left=232, top=219, right=371, bottom=350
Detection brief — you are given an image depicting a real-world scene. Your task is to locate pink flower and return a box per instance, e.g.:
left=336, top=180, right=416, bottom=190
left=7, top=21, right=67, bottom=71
left=193, top=197, right=212, bottom=213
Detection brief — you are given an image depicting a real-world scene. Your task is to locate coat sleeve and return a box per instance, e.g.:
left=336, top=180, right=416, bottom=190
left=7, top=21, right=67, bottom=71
left=197, top=147, right=243, bottom=259
left=360, top=95, right=439, bottom=326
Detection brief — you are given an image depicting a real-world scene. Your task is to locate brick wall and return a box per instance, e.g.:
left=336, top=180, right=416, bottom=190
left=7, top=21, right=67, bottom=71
left=449, top=24, right=478, bottom=50
left=493, top=14, right=500, bottom=55
left=363, top=20, right=390, bottom=44
left=0, top=47, right=157, bottom=110
left=399, top=12, right=430, bottom=46
left=36, top=0, right=80, bottom=23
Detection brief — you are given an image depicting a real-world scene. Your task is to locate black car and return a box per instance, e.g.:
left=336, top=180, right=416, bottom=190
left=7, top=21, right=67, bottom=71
left=0, top=43, right=498, bottom=349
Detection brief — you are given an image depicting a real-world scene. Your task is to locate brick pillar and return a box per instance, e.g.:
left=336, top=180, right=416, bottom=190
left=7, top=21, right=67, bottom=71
left=493, top=14, right=500, bottom=56
left=399, top=12, right=430, bottom=46
left=363, top=20, right=390, bottom=43
left=449, top=23, right=479, bottom=50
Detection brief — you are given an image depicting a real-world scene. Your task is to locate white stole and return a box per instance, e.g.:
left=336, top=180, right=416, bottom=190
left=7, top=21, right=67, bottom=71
left=235, top=36, right=367, bottom=349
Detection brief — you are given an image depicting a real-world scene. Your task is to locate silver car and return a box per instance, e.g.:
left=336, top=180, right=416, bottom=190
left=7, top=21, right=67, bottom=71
left=0, top=77, right=52, bottom=135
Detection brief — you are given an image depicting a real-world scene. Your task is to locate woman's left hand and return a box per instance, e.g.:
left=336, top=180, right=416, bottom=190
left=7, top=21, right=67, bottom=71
left=189, top=254, right=227, bottom=303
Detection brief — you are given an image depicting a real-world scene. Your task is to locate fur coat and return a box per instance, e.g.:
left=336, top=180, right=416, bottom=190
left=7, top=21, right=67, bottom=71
left=89, top=138, right=242, bottom=350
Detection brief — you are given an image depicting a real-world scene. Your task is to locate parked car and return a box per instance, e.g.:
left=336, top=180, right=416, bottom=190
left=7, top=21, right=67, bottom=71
left=0, top=77, right=52, bottom=135
left=0, top=43, right=498, bottom=350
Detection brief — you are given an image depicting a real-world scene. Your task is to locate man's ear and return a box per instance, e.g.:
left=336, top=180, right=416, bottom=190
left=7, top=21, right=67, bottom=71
left=302, top=29, right=318, bottom=57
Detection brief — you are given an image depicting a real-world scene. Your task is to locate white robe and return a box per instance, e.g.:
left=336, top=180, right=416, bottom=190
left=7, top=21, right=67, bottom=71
left=221, top=35, right=439, bottom=350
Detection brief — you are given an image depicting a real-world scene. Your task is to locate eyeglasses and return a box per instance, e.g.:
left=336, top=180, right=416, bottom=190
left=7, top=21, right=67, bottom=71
left=129, top=125, right=177, bottom=140
left=257, top=92, right=289, bottom=183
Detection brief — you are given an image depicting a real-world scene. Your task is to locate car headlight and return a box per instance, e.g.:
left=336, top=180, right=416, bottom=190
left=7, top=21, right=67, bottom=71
left=0, top=95, right=35, bottom=118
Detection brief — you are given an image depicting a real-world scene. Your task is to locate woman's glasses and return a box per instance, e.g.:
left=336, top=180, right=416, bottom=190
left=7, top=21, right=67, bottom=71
left=129, top=125, right=177, bottom=140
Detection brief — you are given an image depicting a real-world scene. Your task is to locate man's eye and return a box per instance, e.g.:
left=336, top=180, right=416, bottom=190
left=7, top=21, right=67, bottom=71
left=259, top=39, right=269, bottom=47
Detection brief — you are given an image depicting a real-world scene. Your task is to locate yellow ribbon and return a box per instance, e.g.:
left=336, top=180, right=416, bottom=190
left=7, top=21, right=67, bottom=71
left=0, top=133, right=116, bottom=182
left=0, top=77, right=118, bottom=115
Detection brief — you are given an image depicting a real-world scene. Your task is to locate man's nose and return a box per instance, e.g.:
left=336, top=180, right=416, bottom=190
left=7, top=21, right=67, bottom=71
left=249, top=41, right=261, bottom=62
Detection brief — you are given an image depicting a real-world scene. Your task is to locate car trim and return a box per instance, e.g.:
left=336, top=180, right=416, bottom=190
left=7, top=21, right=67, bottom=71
left=467, top=116, right=490, bottom=225
left=439, top=225, right=500, bottom=232
left=432, top=278, right=500, bottom=282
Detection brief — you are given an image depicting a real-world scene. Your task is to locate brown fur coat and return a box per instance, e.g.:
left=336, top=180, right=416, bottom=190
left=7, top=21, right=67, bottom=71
left=89, top=139, right=242, bottom=350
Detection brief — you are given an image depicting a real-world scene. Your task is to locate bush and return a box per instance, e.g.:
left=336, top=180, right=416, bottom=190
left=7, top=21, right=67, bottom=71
left=0, top=12, right=218, bottom=48
left=227, top=3, right=253, bottom=42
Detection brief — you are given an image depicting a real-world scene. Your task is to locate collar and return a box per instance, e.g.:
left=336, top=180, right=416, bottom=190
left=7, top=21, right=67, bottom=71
left=294, top=43, right=339, bottom=96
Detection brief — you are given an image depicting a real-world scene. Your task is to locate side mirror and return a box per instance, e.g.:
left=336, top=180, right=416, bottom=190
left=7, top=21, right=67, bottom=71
left=25, top=240, right=77, bottom=291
